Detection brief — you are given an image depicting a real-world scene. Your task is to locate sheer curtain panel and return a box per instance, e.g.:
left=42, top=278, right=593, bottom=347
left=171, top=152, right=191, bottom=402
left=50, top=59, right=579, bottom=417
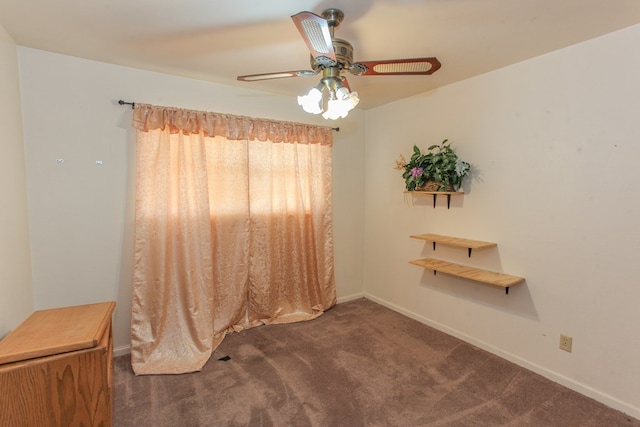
left=130, top=104, right=336, bottom=374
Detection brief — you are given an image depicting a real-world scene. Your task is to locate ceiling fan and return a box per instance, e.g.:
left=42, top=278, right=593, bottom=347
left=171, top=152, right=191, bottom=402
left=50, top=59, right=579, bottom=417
left=237, top=8, right=441, bottom=119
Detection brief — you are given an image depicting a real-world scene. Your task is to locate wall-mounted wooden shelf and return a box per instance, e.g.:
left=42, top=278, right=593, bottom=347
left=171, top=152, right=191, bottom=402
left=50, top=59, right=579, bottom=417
left=410, top=233, right=497, bottom=257
left=409, top=258, right=525, bottom=294
left=403, top=191, right=464, bottom=208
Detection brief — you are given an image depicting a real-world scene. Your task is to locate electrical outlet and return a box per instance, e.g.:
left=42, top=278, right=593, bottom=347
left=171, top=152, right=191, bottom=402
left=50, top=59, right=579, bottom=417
left=559, top=334, right=573, bottom=353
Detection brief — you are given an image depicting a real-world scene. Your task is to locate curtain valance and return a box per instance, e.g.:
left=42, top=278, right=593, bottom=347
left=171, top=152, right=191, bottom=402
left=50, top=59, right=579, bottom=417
left=132, top=103, right=333, bottom=146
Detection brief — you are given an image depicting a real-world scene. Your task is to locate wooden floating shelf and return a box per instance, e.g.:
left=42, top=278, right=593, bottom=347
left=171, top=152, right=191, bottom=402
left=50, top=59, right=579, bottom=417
left=409, top=258, right=525, bottom=294
left=403, top=191, right=464, bottom=209
left=410, top=233, right=497, bottom=257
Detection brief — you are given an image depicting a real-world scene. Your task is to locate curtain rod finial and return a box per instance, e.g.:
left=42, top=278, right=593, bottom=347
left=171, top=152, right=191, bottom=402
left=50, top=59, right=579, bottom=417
left=118, top=100, right=135, bottom=109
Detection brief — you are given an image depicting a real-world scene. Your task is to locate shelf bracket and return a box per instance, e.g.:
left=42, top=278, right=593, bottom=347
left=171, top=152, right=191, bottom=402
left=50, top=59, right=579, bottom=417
left=433, top=242, right=437, bottom=251
left=468, top=248, right=472, bottom=257
left=432, top=194, right=453, bottom=209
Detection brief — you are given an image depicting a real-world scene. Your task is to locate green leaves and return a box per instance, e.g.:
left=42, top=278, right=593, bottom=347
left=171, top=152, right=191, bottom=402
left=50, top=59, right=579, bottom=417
left=398, top=139, right=470, bottom=191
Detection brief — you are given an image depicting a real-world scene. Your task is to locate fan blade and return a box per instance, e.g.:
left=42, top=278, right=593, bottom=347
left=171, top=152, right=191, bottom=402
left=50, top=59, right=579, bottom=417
left=349, top=57, right=441, bottom=76
left=237, top=69, right=318, bottom=82
left=291, top=11, right=336, bottom=65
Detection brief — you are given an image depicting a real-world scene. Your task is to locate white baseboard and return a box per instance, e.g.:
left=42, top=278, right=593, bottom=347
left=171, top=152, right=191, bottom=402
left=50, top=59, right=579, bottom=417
left=336, top=292, right=365, bottom=304
left=363, top=293, right=640, bottom=421
left=113, top=345, right=131, bottom=357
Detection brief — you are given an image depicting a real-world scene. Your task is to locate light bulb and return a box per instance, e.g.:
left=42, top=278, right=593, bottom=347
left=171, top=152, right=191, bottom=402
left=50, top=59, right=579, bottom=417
left=322, top=98, right=349, bottom=120
left=345, top=91, right=359, bottom=109
left=297, top=87, right=323, bottom=114
left=335, top=86, right=350, bottom=101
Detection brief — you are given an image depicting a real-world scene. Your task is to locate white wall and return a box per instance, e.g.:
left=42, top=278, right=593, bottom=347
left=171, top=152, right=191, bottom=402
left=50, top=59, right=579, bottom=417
left=14, top=20, right=639, bottom=418
left=17, top=47, right=366, bottom=353
left=0, top=25, right=33, bottom=338
left=364, top=24, right=640, bottom=417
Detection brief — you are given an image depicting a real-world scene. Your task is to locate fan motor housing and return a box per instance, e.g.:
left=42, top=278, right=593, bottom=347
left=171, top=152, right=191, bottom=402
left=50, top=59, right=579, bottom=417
left=310, top=38, right=354, bottom=71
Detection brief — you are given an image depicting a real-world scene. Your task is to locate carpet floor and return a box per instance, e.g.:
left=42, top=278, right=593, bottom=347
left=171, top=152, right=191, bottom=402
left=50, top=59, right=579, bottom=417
left=113, top=298, right=639, bottom=426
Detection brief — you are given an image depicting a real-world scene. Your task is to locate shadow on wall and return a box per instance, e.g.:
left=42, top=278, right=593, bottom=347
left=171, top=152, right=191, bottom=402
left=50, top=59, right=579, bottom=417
left=413, top=243, right=538, bottom=321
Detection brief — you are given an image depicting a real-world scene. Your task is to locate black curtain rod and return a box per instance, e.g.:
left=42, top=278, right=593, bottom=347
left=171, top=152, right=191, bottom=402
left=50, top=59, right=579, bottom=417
left=117, top=99, right=339, bottom=132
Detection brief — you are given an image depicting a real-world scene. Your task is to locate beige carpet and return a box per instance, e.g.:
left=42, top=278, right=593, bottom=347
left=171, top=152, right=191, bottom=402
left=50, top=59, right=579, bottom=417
left=113, top=298, right=639, bottom=426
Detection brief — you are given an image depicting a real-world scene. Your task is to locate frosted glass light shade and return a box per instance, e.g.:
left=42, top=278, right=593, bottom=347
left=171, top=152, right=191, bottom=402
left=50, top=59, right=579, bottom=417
left=297, top=87, right=323, bottom=114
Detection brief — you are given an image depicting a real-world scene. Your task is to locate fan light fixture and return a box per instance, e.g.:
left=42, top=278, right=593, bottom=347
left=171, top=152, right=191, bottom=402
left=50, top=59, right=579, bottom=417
left=297, top=67, right=359, bottom=119
left=237, top=8, right=442, bottom=121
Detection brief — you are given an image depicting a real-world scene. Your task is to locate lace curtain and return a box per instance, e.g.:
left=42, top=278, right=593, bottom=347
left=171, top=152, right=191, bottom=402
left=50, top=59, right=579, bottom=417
left=130, top=104, right=336, bottom=374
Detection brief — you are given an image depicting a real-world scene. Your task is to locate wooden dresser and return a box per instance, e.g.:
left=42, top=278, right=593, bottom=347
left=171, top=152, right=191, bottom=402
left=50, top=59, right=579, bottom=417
left=0, top=302, right=116, bottom=427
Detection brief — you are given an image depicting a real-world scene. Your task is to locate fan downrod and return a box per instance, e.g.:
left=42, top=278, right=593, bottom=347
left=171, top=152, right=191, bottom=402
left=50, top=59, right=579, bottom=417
left=322, top=8, right=344, bottom=28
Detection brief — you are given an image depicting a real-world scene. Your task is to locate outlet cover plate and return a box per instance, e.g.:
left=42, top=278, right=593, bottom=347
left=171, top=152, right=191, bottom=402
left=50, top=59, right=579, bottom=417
left=560, top=334, right=573, bottom=352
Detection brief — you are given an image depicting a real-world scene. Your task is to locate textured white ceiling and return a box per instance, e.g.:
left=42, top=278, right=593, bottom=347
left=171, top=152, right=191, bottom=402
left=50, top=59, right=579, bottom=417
left=2, top=0, right=640, bottom=109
